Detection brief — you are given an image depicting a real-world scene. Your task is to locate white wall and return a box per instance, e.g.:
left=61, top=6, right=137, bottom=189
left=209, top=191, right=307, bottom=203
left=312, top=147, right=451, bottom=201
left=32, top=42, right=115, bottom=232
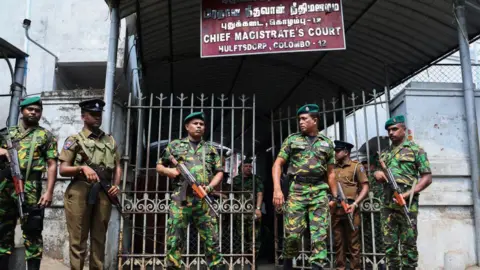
left=0, top=0, right=125, bottom=127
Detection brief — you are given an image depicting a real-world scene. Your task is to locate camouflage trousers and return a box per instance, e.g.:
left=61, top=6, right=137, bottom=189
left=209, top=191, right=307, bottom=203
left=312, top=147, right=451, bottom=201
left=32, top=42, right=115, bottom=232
left=233, top=215, right=261, bottom=259
left=166, top=197, right=223, bottom=269
left=382, top=208, right=418, bottom=268
left=0, top=176, right=44, bottom=261
left=283, top=182, right=329, bottom=267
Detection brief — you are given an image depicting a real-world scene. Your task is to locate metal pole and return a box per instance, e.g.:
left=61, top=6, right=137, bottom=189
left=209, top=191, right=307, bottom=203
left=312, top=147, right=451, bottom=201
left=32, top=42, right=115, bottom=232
left=103, top=0, right=120, bottom=134
left=384, top=63, right=391, bottom=119
left=455, top=0, right=480, bottom=265
left=103, top=1, right=120, bottom=268
left=8, top=58, right=26, bottom=127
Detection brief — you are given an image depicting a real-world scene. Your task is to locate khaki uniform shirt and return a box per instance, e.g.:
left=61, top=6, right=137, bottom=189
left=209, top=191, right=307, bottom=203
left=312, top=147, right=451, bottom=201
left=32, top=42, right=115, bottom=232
left=334, top=160, right=368, bottom=200
left=59, top=128, right=119, bottom=169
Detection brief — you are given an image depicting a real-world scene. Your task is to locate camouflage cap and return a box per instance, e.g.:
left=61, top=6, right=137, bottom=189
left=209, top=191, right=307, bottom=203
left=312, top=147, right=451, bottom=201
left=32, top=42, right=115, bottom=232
left=297, top=104, right=319, bottom=116
left=79, top=98, right=105, bottom=112
left=384, top=115, right=405, bottom=129
left=334, top=140, right=354, bottom=151
left=20, top=96, right=42, bottom=108
left=184, top=111, right=205, bottom=123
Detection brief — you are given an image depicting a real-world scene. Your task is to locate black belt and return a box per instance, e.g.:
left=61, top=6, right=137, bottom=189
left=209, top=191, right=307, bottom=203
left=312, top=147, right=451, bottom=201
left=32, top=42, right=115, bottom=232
left=292, top=175, right=323, bottom=184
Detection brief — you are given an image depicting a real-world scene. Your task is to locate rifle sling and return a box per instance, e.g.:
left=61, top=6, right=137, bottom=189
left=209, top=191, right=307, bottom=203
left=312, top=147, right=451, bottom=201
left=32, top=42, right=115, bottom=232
left=25, top=130, right=38, bottom=182
left=75, top=133, right=94, bottom=163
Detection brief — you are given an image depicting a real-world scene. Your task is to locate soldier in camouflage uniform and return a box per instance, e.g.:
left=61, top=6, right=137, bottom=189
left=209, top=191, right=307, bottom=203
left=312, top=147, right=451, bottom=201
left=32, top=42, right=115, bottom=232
left=0, top=96, right=58, bottom=270
left=373, top=115, right=432, bottom=269
left=272, top=104, right=338, bottom=270
left=59, top=99, right=121, bottom=270
left=156, top=112, right=225, bottom=270
left=232, top=158, right=263, bottom=267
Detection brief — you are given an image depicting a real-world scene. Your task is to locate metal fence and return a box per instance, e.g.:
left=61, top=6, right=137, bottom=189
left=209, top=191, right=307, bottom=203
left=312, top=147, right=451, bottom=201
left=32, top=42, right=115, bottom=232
left=118, top=92, right=258, bottom=269
left=271, top=89, right=389, bottom=269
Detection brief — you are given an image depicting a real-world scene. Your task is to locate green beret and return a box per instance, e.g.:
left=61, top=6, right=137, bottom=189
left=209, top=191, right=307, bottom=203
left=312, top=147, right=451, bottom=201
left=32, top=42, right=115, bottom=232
left=385, top=115, right=405, bottom=129
left=20, top=96, right=42, bottom=108
left=297, top=104, right=319, bottom=116
left=184, top=112, right=205, bottom=123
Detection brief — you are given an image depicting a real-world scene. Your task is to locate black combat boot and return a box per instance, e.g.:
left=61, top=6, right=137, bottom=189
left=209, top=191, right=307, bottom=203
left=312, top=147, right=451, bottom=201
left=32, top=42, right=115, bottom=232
left=283, top=259, right=293, bottom=270
left=311, top=263, right=324, bottom=270
left=0, top=255, right=10, bottom=270
left=26, top=259, right=41, bottom=270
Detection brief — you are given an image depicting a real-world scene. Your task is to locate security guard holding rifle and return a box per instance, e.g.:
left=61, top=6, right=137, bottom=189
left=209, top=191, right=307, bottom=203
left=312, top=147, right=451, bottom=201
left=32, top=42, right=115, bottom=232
left=59, top=98, right=122, bottom=270
left=373, top=115, right=432, bottom=269
left=331, top=140, right=369, bottom=270
left=156, top=111, right=225, bottom=270
left=0, top=96, right=58, bottom=270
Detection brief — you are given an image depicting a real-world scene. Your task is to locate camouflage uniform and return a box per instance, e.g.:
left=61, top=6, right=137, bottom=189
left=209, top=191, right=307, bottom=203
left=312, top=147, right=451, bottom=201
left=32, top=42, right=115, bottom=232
left=160, top=137, right=224, bottom=269
left=378, top=140, right=431, bottom=268
left=277, top=132, right=335, bottom=267
left=0, top=125, right=58, bottom=260
left=232, top=173, right=263, bottom=259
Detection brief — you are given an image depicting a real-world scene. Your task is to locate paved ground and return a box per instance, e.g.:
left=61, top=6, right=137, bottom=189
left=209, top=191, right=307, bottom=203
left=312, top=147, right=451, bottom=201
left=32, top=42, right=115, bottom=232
left=40, top=257, right=70, bottom=270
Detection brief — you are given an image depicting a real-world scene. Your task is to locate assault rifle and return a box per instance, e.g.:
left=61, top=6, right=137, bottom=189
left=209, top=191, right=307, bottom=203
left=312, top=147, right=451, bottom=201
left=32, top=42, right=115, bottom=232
left=76, top=150, right=123, bottom=214
left=4, top=135, right=25, bottom=219
left=336, top=182, right=356, bottom=231
left=378, top=157, right=413, bottom=227
left=169, top=155, right=219, bottom=217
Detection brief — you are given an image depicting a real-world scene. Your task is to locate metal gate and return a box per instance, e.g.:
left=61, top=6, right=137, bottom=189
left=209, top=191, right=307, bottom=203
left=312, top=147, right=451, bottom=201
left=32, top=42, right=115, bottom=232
left=271, top=89, right=390, bottom=269
left=117, top=92, right=257, bottom=269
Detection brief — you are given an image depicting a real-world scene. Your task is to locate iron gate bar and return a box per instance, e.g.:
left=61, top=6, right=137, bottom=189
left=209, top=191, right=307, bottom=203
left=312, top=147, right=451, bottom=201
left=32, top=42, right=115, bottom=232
left=272, top=100, right=388, bottom=122
left=118, top=93, right=132, bottom=269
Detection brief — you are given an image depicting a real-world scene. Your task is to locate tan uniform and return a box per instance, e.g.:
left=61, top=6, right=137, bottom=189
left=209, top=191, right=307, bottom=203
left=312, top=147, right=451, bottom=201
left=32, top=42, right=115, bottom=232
left=332, top=160, right=368, bottom=270
left=59, top=128, right=119, bottom=270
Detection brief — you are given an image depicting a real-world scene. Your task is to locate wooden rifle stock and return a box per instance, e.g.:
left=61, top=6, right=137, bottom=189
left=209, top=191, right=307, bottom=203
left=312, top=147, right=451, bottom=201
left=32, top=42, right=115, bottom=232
left=378, top=156, right=413, bottom=227
left=169, top=155, right=219, bottom=217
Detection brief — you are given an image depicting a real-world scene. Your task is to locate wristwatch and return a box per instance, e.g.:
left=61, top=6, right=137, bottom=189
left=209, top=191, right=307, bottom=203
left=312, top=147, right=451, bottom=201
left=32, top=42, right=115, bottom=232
left=205, top=185, right=213, bottom=193
left=256, top=206, right=261, bottom=210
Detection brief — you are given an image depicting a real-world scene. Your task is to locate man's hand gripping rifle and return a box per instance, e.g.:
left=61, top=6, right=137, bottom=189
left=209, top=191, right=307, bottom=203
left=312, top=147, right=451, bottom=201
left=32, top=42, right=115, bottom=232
left=169, top=155, right=219, bottom=217
left=75, top=149, right=123, bottom=215
left=336, top=182, right=356, bottom=231
left=378, top=156, right=413, bottom=227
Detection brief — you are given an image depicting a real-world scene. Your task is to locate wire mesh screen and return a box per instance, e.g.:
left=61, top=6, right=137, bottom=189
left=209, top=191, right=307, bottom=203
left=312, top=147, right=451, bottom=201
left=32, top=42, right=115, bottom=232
left=391, top=63, right=480, bottom=98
